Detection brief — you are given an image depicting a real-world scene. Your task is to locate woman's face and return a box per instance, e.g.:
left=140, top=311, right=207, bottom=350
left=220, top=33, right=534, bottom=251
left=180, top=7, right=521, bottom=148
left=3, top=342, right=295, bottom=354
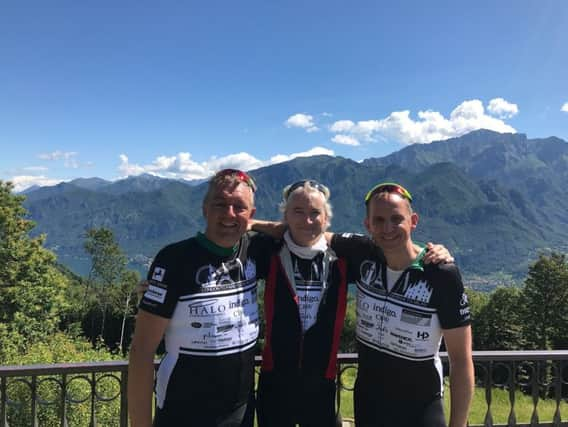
left=284, top=189, right=328, bottom=247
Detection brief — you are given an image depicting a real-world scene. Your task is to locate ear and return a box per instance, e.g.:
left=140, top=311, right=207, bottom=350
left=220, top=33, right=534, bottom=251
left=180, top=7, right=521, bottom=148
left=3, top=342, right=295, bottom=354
left=410, top=212, right=419, bottom=230
left=364, top=216, right=371, bottom=234
left=249, top=207, right=256, bottom=219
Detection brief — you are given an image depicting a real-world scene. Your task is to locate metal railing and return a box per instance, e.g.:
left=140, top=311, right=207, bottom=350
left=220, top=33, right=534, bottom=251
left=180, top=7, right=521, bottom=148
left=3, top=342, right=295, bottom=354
left=0, top=351, right=567, bottom=426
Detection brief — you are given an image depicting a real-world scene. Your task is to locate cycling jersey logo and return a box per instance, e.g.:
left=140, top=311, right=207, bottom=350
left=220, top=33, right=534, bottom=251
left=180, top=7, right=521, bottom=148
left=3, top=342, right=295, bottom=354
left=195, top=258, right=245, bottom=287
left=187, top=299, right=227, bottom=316
left=460, top=293, right=469, bottom=306
left=416, top=331, right=430, bottom=340
left=145, top=283, right=167, bottom=304
left=293, top=259, right=322, bottom=283
left=244, top=259, right=256, bottom=280
left=359, top=260, right=383, bottom=288
left=152, top=266, right=166, bottom=282
left=401, top=308, right=432, bottom=326
left=403, top=279, right=433, bottom=304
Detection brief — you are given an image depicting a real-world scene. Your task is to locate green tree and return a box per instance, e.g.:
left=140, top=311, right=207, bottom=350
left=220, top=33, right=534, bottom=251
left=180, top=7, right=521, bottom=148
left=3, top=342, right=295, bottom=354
left=521, top=253, right=568, bottom=349
left=464, top=288, right=489, bottom=350
left=83, top=227, right=138, bottom=350
left=340, top=294, right=357, bottom=352
left=473, top=286, right=525, bottom=350
left=0, top=180, right=69, bottom=353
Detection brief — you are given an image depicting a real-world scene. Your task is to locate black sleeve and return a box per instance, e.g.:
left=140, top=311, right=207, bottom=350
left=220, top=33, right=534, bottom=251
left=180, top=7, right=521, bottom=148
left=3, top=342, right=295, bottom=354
left=248, top=231, right=279, bottom=280
left=138, top=245, right=181, bottom=319
left=431, top=263, right=471, bottom=329
left=330, top=233, right=382, bottom=283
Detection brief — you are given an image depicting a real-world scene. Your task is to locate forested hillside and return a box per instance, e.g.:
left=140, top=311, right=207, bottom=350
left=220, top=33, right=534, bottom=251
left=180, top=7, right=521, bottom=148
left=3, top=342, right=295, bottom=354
left=22, top=130, right=568, bottom=279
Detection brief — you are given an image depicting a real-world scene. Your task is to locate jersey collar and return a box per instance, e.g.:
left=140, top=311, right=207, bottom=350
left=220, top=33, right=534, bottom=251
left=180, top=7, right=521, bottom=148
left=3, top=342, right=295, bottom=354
left=195, top=232, right=238, bottom=257
left=408, top=245, right=427, bottom=272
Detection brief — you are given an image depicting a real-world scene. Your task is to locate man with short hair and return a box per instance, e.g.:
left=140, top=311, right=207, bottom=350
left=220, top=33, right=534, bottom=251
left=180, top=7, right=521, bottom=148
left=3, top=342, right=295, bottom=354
left=128, top=169, right=261, bottom=427
left=331, top=182, right=473, bottom=427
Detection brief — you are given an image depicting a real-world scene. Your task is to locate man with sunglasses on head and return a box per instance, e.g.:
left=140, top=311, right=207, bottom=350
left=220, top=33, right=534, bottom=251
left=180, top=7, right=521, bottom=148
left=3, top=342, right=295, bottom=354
left=128, top=169, right=263, bottom=427
left=330, top=183, right=473, bottom=427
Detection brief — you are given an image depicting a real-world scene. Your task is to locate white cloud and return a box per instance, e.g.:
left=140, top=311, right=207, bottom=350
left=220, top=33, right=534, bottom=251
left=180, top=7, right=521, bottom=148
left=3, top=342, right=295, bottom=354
left=330, top=120, right=355, bottom=133
left=284, top=113, right=319, bottom=133
left=561, top=102, right=568, bottom=113
left=22, top=166, right=49, bottom=172
left=328, top=99, right=517, bottom=145
left=206, top=153, right=264, bottom=172
left=331, top=135, right=360, bottom=146
left=38, top=150, right=79, bottom=168
left=38, top=150, right=77, bottom=161
left=268, top=146, right=334, bottom=164
left=118, top=147, right=335, bottom=180
left=487, top=98, right=519, bottom=118
left=9, top=175, right=64, bottom=192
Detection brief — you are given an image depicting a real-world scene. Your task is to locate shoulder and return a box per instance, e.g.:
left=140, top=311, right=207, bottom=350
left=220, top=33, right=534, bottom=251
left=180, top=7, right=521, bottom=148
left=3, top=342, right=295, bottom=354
left=331, top=232, right=372, bottom=248
left=426, top=261, right=460, bottom=275
left=155, top=237, right=196, bottom=259
left=247, top=231, right=281, bottom=252
left=331, top=233, right=385, bottom=263
left=423, top=262, right=464, bottom=288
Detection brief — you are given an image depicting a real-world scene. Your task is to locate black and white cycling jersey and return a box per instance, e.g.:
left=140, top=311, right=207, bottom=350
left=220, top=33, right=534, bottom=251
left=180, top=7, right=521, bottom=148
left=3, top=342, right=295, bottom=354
left=139, top=232, right=270, bottom=425
left=331, top=233, right=471, bottom=404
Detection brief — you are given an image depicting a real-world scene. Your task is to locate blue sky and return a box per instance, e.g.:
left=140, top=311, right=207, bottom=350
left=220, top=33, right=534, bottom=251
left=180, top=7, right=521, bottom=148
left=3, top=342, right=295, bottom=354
left=1, top=0, right=567, bottom=191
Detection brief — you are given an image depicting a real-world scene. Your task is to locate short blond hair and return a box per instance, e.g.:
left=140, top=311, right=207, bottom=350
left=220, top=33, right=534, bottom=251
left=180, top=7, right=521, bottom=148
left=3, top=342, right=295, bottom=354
left=203, top=171, right=255, bottom=208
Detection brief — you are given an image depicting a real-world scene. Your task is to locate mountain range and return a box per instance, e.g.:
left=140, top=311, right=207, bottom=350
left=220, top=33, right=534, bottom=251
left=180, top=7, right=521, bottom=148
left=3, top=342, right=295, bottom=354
left=21, top=129, right=568, bottom=283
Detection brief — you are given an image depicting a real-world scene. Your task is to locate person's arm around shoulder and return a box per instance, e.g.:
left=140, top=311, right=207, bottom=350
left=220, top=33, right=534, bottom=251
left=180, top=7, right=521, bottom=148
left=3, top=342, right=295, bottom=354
left=443, top=324, right=474, bottom=427
left=423, top=242, right=455, bottom=264
left=249, top=218, right=286, bottom=238
left=128, top=310, right=170, bottom=427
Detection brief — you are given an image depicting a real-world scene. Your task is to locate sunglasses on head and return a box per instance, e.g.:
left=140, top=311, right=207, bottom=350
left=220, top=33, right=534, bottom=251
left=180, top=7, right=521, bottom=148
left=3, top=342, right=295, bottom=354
left=364, top=182, right=413, bottom=205
left=215, top=169, right=257, bottom=192
left=284, top=179, right=329, bottom=200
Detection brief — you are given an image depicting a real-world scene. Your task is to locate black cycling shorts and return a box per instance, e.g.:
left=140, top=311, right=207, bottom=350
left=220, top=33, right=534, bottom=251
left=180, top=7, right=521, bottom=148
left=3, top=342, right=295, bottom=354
left=153, top=393, right=255, bottom=427
left=354, top=392, right=446, bottom=427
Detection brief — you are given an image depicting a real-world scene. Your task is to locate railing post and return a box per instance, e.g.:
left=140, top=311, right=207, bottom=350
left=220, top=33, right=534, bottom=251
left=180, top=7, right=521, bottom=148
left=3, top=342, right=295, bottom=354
left=483, top=361, right=493, bottom=427
left=60, top=374, right=68, bottom=427
left=0, top=377, right=8, bottom=427
left=120, top=367, right=128, bottom=427
left=335, top=359, right=342, bottom=427
left=552, top=360, right=562, bottom=427
left=507, top=361, right=516, bottom=427
left=31, top=376, right=38, bottom=427
left=530, top=360, right=540, bottom=427
left=89, top=372, right=97, bottom=427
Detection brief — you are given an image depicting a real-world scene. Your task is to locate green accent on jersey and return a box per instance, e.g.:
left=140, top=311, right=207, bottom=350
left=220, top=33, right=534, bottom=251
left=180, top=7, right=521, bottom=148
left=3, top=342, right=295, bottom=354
left=195, top=232, right=238, bottom=256
left=408, top=245, right=427, bottom=271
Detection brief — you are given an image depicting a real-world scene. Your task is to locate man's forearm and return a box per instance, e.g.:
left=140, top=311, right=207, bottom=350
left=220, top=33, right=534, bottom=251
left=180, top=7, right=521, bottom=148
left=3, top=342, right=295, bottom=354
left=127, top=348, right=155, bottom=427
left=250, top=219, right=286, bottom=238
left=448, top=361, right=474, bottom=427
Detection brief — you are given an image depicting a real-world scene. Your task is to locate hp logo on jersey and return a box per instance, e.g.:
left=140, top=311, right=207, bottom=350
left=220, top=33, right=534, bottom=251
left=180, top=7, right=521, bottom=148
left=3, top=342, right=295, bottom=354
left=416, top=331, right=430, bottom=340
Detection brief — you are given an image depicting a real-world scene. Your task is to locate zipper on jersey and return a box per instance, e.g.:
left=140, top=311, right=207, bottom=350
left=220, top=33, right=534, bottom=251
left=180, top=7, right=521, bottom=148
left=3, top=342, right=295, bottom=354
left=294, top=291, right=304, bottom=369
left=280, top=258, right=305, bottom=370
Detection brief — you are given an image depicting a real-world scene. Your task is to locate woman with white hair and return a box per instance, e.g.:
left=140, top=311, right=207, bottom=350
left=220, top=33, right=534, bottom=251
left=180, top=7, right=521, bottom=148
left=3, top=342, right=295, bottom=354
left=255, top=179, right=348, bottom=427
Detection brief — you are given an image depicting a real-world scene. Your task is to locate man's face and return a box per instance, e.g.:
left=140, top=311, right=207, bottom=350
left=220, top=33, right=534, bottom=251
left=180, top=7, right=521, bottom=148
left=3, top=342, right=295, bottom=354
left=284, top=190, right=328, bottom=247
left=203, top=182, right=256, bottom=248
left=364, top=193, right=418, bottom=253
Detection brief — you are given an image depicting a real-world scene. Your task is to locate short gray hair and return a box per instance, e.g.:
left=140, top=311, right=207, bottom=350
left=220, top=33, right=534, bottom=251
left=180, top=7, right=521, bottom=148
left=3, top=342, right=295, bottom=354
left=279, top=180, right=333, bottom=226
